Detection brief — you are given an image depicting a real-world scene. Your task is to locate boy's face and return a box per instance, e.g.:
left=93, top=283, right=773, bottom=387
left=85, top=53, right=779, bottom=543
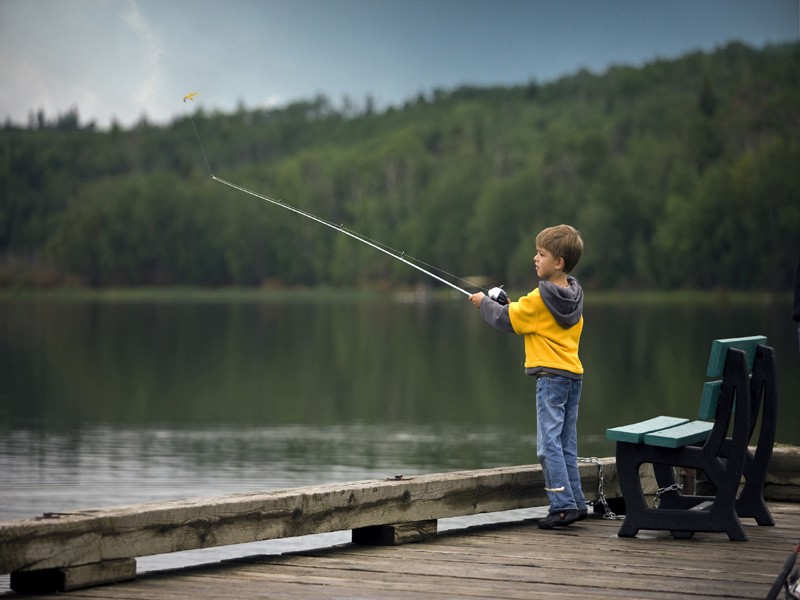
left=534, top=246, right=564, bottom=281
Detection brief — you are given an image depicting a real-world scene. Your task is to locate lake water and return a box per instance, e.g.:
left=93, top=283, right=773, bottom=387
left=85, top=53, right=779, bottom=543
left=1, top=292, right=797, bottom=584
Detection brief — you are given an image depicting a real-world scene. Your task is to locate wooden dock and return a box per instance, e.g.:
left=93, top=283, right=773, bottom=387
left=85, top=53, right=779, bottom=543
left=2, top=447, right=798, bottom=598
left=4, top=501, right=797, bottom=599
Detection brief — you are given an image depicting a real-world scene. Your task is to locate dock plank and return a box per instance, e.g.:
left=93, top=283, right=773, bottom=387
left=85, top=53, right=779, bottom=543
left=0, top=461, right=619, bottom=575
left=4, top=501, right=797, bottom=599
left=250, top=546, right=766, bottom=597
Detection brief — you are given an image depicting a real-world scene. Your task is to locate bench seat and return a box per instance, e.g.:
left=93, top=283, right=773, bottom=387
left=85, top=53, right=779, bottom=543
left=606, top=416, right=690, bottom=444
left=643, top=420, right=714, bottom=448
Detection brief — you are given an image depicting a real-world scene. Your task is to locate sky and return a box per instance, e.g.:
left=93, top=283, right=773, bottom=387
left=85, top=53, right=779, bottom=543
left=1, top=0, right=798, bottom=129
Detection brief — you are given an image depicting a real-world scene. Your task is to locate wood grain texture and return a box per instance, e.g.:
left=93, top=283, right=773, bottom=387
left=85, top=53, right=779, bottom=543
left=0, top=460, right=618, bottom=573
left=10, top=501, right=799, bottom=599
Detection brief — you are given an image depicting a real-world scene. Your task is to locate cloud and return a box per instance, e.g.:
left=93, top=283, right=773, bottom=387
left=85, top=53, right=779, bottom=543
left=0, top=55, right=47, bottom=124
left=119, top=0, right=164, bottom=112
left=263, top=94, right=283, bottom=109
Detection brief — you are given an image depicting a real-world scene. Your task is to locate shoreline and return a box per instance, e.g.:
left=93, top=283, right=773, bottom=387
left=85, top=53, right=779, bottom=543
left=0, top=285, right=792, bottom=306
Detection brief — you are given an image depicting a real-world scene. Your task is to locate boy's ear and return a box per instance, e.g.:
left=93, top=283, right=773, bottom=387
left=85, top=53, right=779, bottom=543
left=554, top=256, right=565, bottom=271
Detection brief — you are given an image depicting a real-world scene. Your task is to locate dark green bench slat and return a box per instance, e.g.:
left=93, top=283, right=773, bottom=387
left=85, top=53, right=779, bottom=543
left=706, top=335, right=766, bottom=378
left=698, top=380, right=722, bottom=420
left=606, top=416, right=689, bottom=443
left=607, top=336, right=767, bottom=449
left=643, top=420, right=714, bottom=448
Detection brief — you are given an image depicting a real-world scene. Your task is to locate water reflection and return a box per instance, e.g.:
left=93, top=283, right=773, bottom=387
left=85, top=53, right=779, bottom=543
left=1, top=295, right=797, bottom=517
left=0, top=422, right=538, bottom=521
left=1, top=298, right=535, bottom=430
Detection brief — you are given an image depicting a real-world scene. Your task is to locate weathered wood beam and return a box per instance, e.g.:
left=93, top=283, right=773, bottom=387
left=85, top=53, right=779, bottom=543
left=9, top=558, right=135, bottom=594
left=352, top=520, right=438, bottom=545
left=0, top=460, right=616, bottom=575
left=764, top=445, right=800, bottom=501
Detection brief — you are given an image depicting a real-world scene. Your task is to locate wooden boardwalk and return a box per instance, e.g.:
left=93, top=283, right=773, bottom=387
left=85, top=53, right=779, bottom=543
left=7, top=501, right=797, bottom=599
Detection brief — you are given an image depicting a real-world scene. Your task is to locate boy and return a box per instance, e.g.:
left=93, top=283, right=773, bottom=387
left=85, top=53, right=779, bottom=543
left=469, top=224, right=586, bottom=529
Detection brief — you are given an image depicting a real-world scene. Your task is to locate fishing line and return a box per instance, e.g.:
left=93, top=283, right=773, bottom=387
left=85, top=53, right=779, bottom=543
left=211, top=175, right=473, bottom=296
left=334, top=225, right=488, bottom=294
left=186, top=105, right=487, bottom=298
left=189, top=115, right=213, bottom=177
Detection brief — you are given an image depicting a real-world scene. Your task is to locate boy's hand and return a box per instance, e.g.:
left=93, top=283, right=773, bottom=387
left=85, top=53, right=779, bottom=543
left=488, top=286, right=509, bottom=305
left=469, top=292, right=485, bottom=307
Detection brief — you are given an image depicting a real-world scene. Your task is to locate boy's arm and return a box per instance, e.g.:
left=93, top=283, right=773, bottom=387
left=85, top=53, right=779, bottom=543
left=469, top=293, right=514, bottom=333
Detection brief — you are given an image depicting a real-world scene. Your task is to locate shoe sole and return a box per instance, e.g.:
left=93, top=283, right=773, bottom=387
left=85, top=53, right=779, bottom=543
left=538, top=511, right=581, bottom=529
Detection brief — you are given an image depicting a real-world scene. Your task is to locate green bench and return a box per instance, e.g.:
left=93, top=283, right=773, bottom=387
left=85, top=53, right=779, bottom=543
left=607, top=336, right=777, bottom=541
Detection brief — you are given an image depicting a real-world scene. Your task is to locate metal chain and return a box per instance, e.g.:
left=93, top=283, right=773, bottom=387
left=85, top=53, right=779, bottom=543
left=576, top=458, right=686, bottom=516
left=653, top=483, right=684, bottom=508
left=577, top=457, right=624, bottom=520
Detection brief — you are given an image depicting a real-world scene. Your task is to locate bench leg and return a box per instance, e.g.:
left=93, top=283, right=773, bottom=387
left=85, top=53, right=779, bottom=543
left=737, top=485, right=774, bottom=526
left=617, top=518, right=640, bottom=538
left=670, top=530, right=694, bottom=540
left=734, top=344, right=777, bottom=526
left=725, top=521, right=748, bottom=542
left=717, top=505, right=748, bottom=541
left=735, top=451, right=775, bottom=526
left=615, top=442, right=648, bottom=538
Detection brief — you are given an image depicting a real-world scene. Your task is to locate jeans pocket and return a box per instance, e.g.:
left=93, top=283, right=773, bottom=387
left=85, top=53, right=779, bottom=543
left=537, top=376, right=570, bottom=408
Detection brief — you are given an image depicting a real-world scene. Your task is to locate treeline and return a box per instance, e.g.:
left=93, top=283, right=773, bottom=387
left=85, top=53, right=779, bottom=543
left=1, top=41, right=798, bottom=291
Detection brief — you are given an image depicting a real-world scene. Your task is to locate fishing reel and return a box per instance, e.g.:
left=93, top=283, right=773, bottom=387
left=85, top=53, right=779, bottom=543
left=488, top=286, right=509, bottom=305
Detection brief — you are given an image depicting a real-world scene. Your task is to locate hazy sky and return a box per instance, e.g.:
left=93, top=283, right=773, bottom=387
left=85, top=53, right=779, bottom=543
left=1, top=0, right=798, bottom=128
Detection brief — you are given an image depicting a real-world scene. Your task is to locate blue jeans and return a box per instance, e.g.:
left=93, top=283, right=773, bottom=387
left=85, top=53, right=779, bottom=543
left=536, top=375, right=587, bottom=513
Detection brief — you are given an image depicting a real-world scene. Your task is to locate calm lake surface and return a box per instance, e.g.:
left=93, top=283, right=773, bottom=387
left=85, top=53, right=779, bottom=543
left=1, top=292, right=798, bottom=582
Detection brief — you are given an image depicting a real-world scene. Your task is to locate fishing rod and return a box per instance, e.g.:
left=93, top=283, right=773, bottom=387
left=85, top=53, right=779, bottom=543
left=211, top=174, right=473, bottom=297
left=184, top=94, right=508, bottom=303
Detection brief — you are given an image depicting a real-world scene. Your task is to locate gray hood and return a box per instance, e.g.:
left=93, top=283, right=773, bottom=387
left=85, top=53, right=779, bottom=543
left=538, top=276, right=584, bottom=328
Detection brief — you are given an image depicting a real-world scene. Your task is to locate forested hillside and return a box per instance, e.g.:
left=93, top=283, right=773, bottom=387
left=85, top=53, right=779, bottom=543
left=2, top=41, right=798, bottom=291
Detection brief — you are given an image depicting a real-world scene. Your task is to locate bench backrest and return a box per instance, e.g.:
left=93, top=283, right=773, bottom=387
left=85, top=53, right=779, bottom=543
left=698, top=335, right=767, bottom=420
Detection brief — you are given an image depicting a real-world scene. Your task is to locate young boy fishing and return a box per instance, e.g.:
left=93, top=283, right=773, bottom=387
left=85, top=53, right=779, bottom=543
left=469, top=224, right=587, bottom=529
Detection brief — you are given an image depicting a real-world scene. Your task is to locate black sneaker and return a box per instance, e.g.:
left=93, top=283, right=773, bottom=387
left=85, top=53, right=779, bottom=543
left=577, top=508, right=589, bottom=521
left=538, top=509, right=581, bottom=529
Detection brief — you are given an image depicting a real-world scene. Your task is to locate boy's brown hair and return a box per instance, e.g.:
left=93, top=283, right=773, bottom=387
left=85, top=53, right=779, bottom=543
left=535, top=224, right=584, bottom=273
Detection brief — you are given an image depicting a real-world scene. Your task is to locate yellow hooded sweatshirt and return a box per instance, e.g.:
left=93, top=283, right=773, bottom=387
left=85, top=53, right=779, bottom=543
left=479, top=276, right=584, bottom=378
left=508, top=287, right=583, bottom=376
